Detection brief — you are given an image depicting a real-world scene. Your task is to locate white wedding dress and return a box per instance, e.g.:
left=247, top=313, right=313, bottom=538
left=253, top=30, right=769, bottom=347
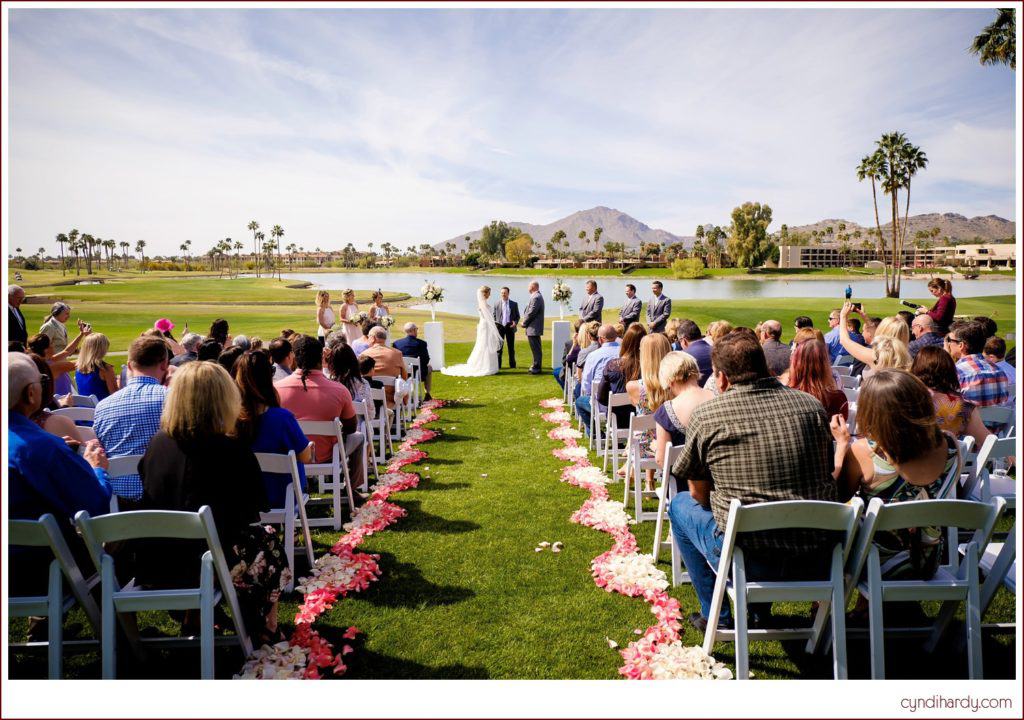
left=441, top=288, right=501, bottom=377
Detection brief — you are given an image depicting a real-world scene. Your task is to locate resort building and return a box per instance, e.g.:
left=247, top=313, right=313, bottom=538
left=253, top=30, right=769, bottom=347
left=777, top=243, right=1015, bottom=270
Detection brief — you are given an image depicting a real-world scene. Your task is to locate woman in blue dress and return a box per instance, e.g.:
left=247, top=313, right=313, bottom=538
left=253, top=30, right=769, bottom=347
left=74, top=333, right=118, bottom=401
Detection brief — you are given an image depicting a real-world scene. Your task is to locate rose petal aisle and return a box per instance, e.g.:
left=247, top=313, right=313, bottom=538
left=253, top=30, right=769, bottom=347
left=236, top=399, right=446, bottom=679
left=538, top=398, right=732, bottom=680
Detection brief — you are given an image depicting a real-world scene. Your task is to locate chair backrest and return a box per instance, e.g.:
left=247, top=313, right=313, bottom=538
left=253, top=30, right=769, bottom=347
left=660, top=444, right=685, bottom=480
left=840, top=374, right=860, bottom=389
left=842, top=387, right=859, bottom=405
left=107, top=454, right=144, bottom=480
left=846, top=405, right=857, bottom=435
left=297, top=418, right=342, bottom=441
left=833, top=365, right=853, bottom=377
left=403, top=358, right=417, bottom=375
left=375, top=375, right=397, bottom=387
left=254, top=449, right=301, bottom=478
left=51, top=407, right=95, bottom=423
left=932, top=438, right=969, bottom=500
left=69, top=394, right=99, bottom=408
left=867, top=497, right=1004, bottom=536
left=628, top=413, right=657, bottom=434
left=725, top=498, right=863, bottom=547
left=834, top=354, right=856, bottom=367
left=979, top=405, right=1013, bottom=428
left=369, top=386, right=387, bottom=403
left=973, top=434, right=1016, bottom=473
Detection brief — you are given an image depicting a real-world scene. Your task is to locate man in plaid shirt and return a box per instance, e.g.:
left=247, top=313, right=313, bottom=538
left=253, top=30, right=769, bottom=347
left=93, top=336, right=170, bottom=505
left=668, top=331, right=837, bottom=632
left=946, top=321, right=1009, bottom=407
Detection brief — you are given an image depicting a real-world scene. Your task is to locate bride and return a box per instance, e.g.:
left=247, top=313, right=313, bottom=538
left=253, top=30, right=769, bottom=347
left=442, top=286, right=501, bottom=377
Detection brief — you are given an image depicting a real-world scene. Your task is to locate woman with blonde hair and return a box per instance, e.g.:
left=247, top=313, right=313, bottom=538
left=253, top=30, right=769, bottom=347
left=315, top=290, right=335, bottom=345
left=338, top=288, right=363, bottom=344
left=625, top=333, right=672, bottom=486
left=706, top=320, right=733, bottom=345
left=665, top=318, right=681, bottom=349
left=137, top=361, right=289, bottom=644
left=863, top=336, right=912, bottom=379
left=838, top=302, right=911, bottom=373
left=793, top=327, right=826, bottom=346
left=74, top=332, right=117, bottom=400
left=652, top=351, right=713, bottom=482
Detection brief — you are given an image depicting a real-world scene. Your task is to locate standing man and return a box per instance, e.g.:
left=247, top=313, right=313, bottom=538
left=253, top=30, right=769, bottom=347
left=521, top=281, right=545, bottom=375
left=493, top=286, right=520, bottom=369
left=8, top=285, right=28, bottom=345
left=579, top=280, right=604, bottom=323
left=646, top=281, right=671, bottom=333
left=619, top=284, right=642, bottom=328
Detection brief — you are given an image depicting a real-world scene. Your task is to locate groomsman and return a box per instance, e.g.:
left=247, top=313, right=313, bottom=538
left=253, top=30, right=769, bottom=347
left=619, top=284, right=642, bottom=328
left=8, top=285, right=28, bottom=345
left=579, top=280, right=604, bottom=323
left=493, top=286, right=520, bottom=368
left=521, top=282, right=545, bottom=374
left=646, top=281, right=671, bottom=333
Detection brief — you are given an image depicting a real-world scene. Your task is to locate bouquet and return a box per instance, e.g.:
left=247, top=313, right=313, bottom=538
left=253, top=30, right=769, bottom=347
left=380, top=316, right=396, bottom=329
left=552, top=280, right=573, bottom=319
left=421, top=281, right=444, bottom=320
left=354, top=311, right=369, bottom=324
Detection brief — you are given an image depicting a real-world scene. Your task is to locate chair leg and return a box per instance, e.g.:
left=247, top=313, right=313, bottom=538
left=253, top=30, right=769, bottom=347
left=733, top=553, right=749, bottom=681
left=284, top=510, right=296, bottom=593
left=633, top=465, right=644, bottom=523
left=46, top=560, right=63, bottom=679
left=101, top=555, right=117, bottom=679
left=867, top=549, right=885, bottom=679
left=200, top=555, right=215, bottom=680
left=332, top=468, right=343, bottom=532
left=965, top=546, right=983, bottom=679
left=829, top=546, right=848, bottom=680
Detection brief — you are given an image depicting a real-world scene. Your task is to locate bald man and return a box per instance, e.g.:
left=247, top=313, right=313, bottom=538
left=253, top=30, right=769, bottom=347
left=760, top=319, right=791, bottom=377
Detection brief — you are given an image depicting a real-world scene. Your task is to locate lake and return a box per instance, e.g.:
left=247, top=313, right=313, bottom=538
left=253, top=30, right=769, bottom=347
left=278, top=272, right=1016, bottom=318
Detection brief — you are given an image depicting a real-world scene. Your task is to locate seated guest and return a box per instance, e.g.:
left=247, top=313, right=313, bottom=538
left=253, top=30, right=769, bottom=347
left=946, top=320, right=1009, bottom=407
left=823, top=308, right=843, bottom=362
left=705, top=320, right=733, bottom=346
left=829, top=370, right=959, bottom=581
left=276, top=336, right=363, bottom=484
left=360, top=355, right=385, bottom=417
left=327, top=342, right=376, bottom=421
left=838, top=303, right=910, bottom=374
left=351, top=320, right=375, bottom=357
left=912, top=346, right=992, bottom=448
left=393, top=322, right=433, bottom=401
left=170, top=332, right=203, bottom=366
left=759, top=320, right=791, bottom=377
left=208, top=318, right=230, bottom=346
left=973, top=315, right=997, bottom=339
left=862, top=336, right=912, bottom=379
left=793, top=315, right=814, bottom=335
left=665, top=318, right=681, bottom=349
left=554, top=320, right=584, bottom=389
left=847, top=317, right=865, bottom=346
left=598, top=323, right=647, bottom=430
left=652, top=351, right=713, bottom=475
left=8, top=353, right=112, bottom=596
left=984, top=336, right=1016, bottom=384
left=574, top=324, right=620, bottom=429
left=908, top=314, right=944, bottom=358
left=675, top=320, right=713, bottom=386
left=137, top=361, right=288, bottom=644
left=793, top=327, right=825, bottom=345
left=93, top=336, right=170, bottom=504
left=668, top=331, right=836, bottom=631
left=217, top=345, right=245, bottom=376
left=197, top=338, right=222, bottom=362
left=26, top=354, right=87, bottom=442
left=232, top=335, right=252, bottom=352
left=573, top=322, right=602, bottom=389
left=359, top=326, right=409, bottom=407
left=234, top=350, right=313, bottom=508
left=787, top=339, right=848, bottom=420
left=897, top=310, right=916, bottom=333
left=27, top=332, right=79, bottom=400
left=74, top=333, right=118, bottom=401
left=269, top=337, right=294, bottom=381
left=623, top=332, right=673, bottom=487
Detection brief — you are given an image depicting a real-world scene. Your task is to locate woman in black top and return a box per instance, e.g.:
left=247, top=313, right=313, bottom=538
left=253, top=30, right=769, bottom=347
left=597, top=323, right=647, bottom=429
left=138, top=361, right=290, bottom=642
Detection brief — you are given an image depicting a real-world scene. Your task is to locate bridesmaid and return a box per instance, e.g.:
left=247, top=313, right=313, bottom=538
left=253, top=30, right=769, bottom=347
left=339, top=289, right=363, bottom=344
left=368, top=290, right=390, bottom=324
left=315, top=290, right=335, bottom=345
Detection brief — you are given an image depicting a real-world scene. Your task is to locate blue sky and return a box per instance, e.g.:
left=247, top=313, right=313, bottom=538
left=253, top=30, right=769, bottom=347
left=7, top=7, right=1017, bottom=255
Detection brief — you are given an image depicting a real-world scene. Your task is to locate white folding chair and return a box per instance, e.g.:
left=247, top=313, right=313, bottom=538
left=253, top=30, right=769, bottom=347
left=832, top=365, right=853, bottom=377
left=106, top=454, right=144, bottom=513
left=589, top=380, right=604, bottom=452
left=9, top=514, right=102, bottom=678
left=652, top=445, right=690, bottom=587
left=402, top=358, right=421, bottom=410
left=255, top=450, right=316, bottom=592
left=369, top=386, right=394, bottom=462
left=979, top=405, right=1014, bottom=438
left=842, top=386, right=860, bottom=405
left=50, top=406, right=95, bottom=423
left=602, top=393, right=633, bottom=474
left=833, top=354, right=856, bottom=367
left=75, top=506, right=254, bottom=679
left=296, top=419, right=357, bottom=532
left=975, top=525, right=1016, bottom=616
left=353, top=400, right=377, bottom=489
left=58, top=393, right=99, bottom=408
left=851, top=497, right=1005, bottom=679
left=963, top=434, right=1016, bottom=510
left=703, top=498, right=864, bottom=680
left=839, top=374, right=860, bottom=390
left=846, top=405, right=858, bottom=436
left=375, top=376, right=406, bottom=440
left=621, top=413, right=657, bottom=523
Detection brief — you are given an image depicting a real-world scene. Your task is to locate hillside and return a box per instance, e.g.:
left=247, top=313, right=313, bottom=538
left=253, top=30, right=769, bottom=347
left=786, top=213, right=1015, bottom=243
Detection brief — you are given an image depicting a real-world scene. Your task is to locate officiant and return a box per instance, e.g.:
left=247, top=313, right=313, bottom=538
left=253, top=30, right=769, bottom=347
left=493, top=286, right=520, bottom=369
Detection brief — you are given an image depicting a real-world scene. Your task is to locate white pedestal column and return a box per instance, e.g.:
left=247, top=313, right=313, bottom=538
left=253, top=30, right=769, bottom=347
left=551, top=320, right=571, bottom=369
left=424, top=321, right=446, bottom=370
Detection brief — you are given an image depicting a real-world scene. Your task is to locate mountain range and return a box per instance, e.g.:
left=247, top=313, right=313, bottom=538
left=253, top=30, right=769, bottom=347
left=436, top=207, right=1015, bottom=252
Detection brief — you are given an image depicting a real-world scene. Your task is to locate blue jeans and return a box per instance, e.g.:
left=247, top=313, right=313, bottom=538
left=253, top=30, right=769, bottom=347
left=553, top=366, right=565, bottom=388
left=668, top=491, right=731, bottom=623
left=575, top=394, right=592, bottom=430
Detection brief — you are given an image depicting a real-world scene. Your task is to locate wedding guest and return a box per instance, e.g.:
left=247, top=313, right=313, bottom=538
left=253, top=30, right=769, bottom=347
left=574, top=321, right=602, bottom=386
left=327, top=342, right=376, bottom=420
left=908, top=315, right=944, bottom=358
left=915, top=278, right=956, bottom=333
left=847, top=317, right=865, bottom=346
left=578, top=280, right=604, bottom=323
left=554, top=320, right=584, bottom=389
left=8, top=285, right=28, bottom=344
left=665, top=318, right=681, bottom=349
left=793, top=315, right=814, bottom=334
left=652, top=350, right=713, bottom=474
left=234, top=350, right=313, bottom=508
left=838, top=303, right=910, bottom=373
left=217, top=345, right=245, bottom=376
left=197, top=338, right=223, bottom=362
left=137, top=360, right=288, bottom=644
left=351, top=320, right=375, bottom=356
left=793, top=327, right=825, bottom=346
left=598, top=323, right=647, bottom=430
left=93, top=336, right=170, bottom=504
left=393, top=322, right=433, bottom=401
left=823, top=308, right=844, bottom=363
left=646, top=281, right=671, bottom=333
left=339, top=289, right=363, bottom=344
left=706, top=320, right=733, bottom=346
left=625, top=333, right=672, bottom=486
left=619, top=284, right=642, bottom=328
left=74, top=333, right=118, bottom=401
left=945, top=320, right=1008, bottom=407
left=912, top=346, right=992, bottom=447
left=316, top=290, right=335, bottom=345
left=208, top=318, right=230, bottom=346
left=522, top=281, right=545, bottom=375
left=575, top=324, right=619, bottom=428
left=232, top=335, right=252, bottom=352
left=26, top=353, right=87, bottom=443
left=984, top=336, right=1016, bottom=383
left=27, top=333, right=78, bottom=400
left=675, top=320, right=713, bottom=386
left=170, top=332, right=203, bottom=366
left=759, top=320, right=791, bottom=377
left=359, top=326, right=409, bottom=406
left=787, top=339, right=848, bottom=420
left=154, top=318, right=185, bottom=356
left=269, top=337, right=294, bottom=381
left=38, top=302, right=89, bottom=395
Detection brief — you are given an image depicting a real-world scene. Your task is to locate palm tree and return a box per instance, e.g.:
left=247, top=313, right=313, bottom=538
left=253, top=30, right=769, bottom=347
left=136, top=240, right=147, bottom=273
left=577, top=230, right=587, bottom=256
left=119, top=241, right=130, bottom=269
left=103, top=239, right=116, bottom=270
left=856, top=152, right=890, bottom=292
left=80, top=234, right=95, bottom=274
left=592, top=227, right=603, bottom=259
left=233, top=240, right=244, bottom=276
left=247, top=220, right=260, bottom=277
left=55, top=233, right=68, bottom=276
left=971, top=9, right=1015, bottom=69
left=895, top=141, right=929, bottom=279
left=180, top=242, right=190, bottom=271
left=271, top=225, right=284, bottom=279
left=68, top=229, right=80, bottom=276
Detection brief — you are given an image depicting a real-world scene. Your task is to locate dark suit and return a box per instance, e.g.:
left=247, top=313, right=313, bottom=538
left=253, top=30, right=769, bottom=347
left=492, top=298, right=520, bottom=368
left=8, top=305, right=27, bottom=345
left=619, top=296, right=642, bottom=328
left=521, top=292, right=545, bottom=372
left=683, top=338, right=714, bottom=386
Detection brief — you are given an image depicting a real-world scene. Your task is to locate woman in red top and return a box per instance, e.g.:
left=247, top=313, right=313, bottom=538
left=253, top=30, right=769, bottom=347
left=787, top=338, right=849, bottom=420
left=917, top=278, right=956, bottom=333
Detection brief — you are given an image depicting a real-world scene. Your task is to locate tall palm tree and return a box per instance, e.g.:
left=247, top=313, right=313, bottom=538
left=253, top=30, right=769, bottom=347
left=971, top=9, right=1015, bottom=69
left=856, top=152, right=890, bottom=293
left=592, top=227, right=603, bottom=259
left=119, top=241, right=130, bottom=269
left=271, top=225, right=284, bottom=279
left=55, top=233, right=68, bottom=276
left=577, top=230, right=587, bottom=256
left=233, top=240, right=244, bottom=276
left=80, top=234, right=95, bottom=274
left=68, top=229, right=80, bottom=276
left=895, top=141, right=929, bottom=284
left=136, top=240, right=147, bottom=273
left=247, top=220, right=261, bottom=277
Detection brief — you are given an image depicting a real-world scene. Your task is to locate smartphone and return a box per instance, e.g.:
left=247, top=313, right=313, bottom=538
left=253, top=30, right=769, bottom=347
left=851, top=303, right=861, bottom=311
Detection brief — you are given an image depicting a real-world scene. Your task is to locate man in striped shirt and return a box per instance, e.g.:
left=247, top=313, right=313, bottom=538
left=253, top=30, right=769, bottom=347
left=946, top=321, right=1009, bottom=408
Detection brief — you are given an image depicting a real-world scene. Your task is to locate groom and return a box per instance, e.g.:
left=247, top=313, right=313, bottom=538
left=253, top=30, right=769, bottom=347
left=492, top=286, right=520, bottom=368
left=521, top=281, right=545, bottom=374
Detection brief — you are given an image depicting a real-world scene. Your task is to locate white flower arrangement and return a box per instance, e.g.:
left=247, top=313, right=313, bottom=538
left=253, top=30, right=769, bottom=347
left=646, top=642, right=733, bottom=680
left=552, top=280, right=573, bottom=305
left=380, top=315, right=396, bottom=329
left=420, top=281, right=445, bottom=304
left=353, top=311, right=369, bottom=324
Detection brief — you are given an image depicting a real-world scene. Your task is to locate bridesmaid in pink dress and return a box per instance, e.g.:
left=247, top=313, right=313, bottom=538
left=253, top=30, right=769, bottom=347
left=339, top=289, right=363, bottom=344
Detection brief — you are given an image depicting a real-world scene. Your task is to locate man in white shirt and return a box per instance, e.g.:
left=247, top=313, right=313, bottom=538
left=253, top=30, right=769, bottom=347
left=492, top=287, right=520, bottom=369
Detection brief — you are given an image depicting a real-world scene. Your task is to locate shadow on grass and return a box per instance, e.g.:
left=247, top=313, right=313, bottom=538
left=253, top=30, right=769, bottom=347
left=420, top=481, right=472, bottom=492
left=364, top=551, right=476, bottom=609
left=389, top=500, right=481, bottom=534
left=344, top=648, right=490, bottom=679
